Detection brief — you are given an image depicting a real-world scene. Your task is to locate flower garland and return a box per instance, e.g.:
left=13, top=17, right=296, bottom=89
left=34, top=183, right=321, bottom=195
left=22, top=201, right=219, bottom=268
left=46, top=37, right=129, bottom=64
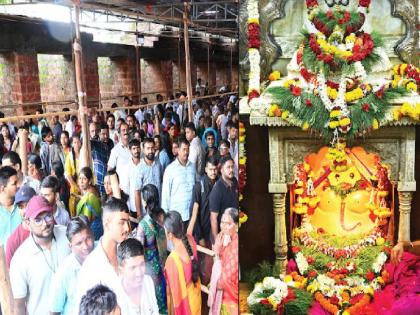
left=238, top=122, right=248, bottom=226
left=391, top=63, right=420, bottom=93
left=247, top=277, right=314, bottom=314
left=393, top=102, right=420, bottom=121
left=247, top=0, right=260, bottom=103
left=296, top=227, right=383, bottom=259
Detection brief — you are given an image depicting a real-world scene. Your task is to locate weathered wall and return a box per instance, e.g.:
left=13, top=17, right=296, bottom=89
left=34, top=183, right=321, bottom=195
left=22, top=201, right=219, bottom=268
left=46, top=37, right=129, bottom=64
left=38, top=54, right=76, bottom=111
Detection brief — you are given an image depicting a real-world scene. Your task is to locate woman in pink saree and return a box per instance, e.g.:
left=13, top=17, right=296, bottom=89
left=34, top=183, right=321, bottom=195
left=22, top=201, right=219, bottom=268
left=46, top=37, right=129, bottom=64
left=208, top=207, right=239, bottom=315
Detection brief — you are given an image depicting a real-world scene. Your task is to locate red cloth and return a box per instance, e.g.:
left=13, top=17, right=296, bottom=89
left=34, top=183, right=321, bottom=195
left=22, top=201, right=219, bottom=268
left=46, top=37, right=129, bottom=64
left=5, top=224, right=30, bottom=268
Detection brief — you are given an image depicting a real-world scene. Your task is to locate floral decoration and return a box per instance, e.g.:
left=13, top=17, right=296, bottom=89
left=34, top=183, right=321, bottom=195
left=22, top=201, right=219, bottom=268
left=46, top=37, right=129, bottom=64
left=238, top=122, right=248, bottom=227
left=247, top=0, right=260, bottom=103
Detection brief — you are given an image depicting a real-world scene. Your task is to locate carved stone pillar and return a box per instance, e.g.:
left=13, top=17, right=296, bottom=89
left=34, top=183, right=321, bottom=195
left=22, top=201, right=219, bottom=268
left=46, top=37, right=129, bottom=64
left=398, top=191, right=413, bottom=242
left=273, top=193, right=288, bottom=273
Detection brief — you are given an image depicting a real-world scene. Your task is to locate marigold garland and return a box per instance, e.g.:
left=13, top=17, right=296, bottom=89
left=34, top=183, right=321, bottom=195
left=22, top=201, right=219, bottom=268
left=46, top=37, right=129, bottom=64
left=238, top=122, right=248, bottom=226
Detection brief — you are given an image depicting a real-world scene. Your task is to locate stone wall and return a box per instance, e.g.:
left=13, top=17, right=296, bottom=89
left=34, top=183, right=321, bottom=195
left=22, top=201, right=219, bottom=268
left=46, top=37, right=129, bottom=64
left=38, top=54, right=76, bottom=112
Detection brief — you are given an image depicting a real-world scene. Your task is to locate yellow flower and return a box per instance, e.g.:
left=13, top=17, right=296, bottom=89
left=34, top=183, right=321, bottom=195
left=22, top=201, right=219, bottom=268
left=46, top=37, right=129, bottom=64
left=401, top=102, right=412, bottom=115
left=329, top=121, right=339, bottom=129
left=342, top=311, right=351, bottom=315
left=372, top=119, right=379, bottom=130
left=268, top=70, right=281, bottom=81
left=345, top=34, right=356, bottom=43
left=267, top=296, right=278, bottom=311
left=295, top=188, right=304, bottom=195
left=345, top=87, right=364, bottom=102
left=406, top=82, right=417, bottom=92
left=393, top=64, right=400, bottom=75
left=330, top=110, right=341, bottom=118
left=400, top=63, right=408, bottom=75
left=327, top=87, right=338, bottom=100
left=376, top=237, right=385, bottom=246
left=284, top=275, right=293, bottom=283
left=247, top=18, right=259, bottom=25
left=302, top=122, right=310, bottom=131
left=364, top=287, right=374, bottom=296
left=239, top=157, right=247, bottom=165
left=377, top=276, right=385, bottom=285
left=393, top=108, right=401, bottom=121
left=283, top=79, right=294, bottom=88
left=239, top=212, right=248, bottom=224
left=281, top=111, right=289, bottom=120
left=239, top=135, right=245, bottom=143
left=308, top=196, right=320, bottom=208
left=304, top=162, right=311, bottom=172
left=339, top=117, right=351, bottom=127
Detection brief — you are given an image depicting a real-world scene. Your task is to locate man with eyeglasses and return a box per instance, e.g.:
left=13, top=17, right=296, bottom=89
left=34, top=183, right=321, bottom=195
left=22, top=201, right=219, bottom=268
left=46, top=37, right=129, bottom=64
left=9, top=196, right=71, bottom=315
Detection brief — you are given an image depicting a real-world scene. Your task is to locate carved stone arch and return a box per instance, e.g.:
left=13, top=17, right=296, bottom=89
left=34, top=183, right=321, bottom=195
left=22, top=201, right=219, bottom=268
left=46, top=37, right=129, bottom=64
left=259, top=0, right=286, bottom=80
left=388, top=0, right=419, bottom=65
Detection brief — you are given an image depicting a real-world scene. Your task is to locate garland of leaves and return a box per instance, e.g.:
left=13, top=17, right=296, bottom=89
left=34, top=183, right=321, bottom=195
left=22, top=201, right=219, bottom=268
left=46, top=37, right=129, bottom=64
left=265, top=85, right=406, bottom=139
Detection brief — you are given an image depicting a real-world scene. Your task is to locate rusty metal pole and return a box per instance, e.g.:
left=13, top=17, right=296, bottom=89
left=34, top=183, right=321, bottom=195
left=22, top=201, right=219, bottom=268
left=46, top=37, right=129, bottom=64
left=72, top=1, right=91, bottom=168
left=183, top=2, right=193, bottom=122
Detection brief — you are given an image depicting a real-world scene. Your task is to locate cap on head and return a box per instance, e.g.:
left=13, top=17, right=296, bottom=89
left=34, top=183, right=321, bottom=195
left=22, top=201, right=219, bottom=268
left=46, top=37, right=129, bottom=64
left=25, top=195, right=53, bottom=219
left=14, top=185, right=36, bottom=205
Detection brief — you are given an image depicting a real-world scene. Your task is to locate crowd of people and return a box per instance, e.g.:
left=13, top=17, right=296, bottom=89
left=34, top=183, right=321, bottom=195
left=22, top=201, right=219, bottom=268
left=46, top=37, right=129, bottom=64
left=0, top=89, right=239, bottom=315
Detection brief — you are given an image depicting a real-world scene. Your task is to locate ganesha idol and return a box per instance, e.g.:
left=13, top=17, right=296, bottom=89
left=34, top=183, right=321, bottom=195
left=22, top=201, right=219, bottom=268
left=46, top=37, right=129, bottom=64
left=291, top=143, right=393, bottom=236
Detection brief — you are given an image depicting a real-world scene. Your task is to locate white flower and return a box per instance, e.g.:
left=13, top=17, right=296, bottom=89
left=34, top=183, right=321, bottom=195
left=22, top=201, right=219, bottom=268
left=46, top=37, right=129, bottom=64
left=249, top=48, right=260, bottom=92
left=247, top=0, right=259, bottom=20
left=295, top=252, right=309, bottom=274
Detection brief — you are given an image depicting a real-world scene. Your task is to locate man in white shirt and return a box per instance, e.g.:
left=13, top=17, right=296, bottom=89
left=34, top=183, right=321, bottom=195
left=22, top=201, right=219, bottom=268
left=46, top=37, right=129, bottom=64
left=76, top=198, right=130, bottom=312
left=40, top=176, right=70, bottom=226
left=49, top=216, right=94, bottom=315
left=185, top=122, right=205, bottom=176
left=126, top=139, right=142, bottom=218
left=108, top=122, right=132, bottom=194
left=10, top=196, right=71, bottom=315
left=116, top=238, right=159, bottom=315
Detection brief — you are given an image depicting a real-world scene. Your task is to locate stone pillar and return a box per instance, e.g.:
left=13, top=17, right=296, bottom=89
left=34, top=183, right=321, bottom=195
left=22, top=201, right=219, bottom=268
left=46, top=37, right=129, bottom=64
left=83, top=57, right=100, bottom=107
left=273, top=192, right=288, bottom=273
left=398, top=191, right=413, bottom=242
left=10, top=51, right=41, bottom=115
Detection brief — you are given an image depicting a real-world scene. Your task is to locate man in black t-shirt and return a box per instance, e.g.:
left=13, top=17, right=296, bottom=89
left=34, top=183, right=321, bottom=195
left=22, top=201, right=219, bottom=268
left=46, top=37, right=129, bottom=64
left=209, top=155, right=239, bottom=243
left=187, top=156, right=218, bottom=245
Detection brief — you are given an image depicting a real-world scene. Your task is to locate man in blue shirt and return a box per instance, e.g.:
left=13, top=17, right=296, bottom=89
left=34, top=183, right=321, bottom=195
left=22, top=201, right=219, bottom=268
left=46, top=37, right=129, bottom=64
left=161, top=138, right=197, bottom=228
left=0, top=166, right=20, bottom=247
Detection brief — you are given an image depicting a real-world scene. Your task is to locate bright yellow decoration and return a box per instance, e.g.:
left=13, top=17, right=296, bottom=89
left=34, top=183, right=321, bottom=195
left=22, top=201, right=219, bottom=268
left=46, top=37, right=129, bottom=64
left=284, top=275, right=293, bottom=283
left=239, top=212, right=248, bottom=225
left=372, top=119, right=379, bottom=130
left=247, top=18, right=259, bottom=24
left=283, top=79, right=299, bottom=88
left=295, top=188, right=304, bottom=195
left=302, top=122, right=310, bottom=131
left=328, top=166, right=361, bottom=188
left=345, top=87, right=364, bottom=102
left=327, top=87, right=338, bottom=100
left=304, top=162, right=311, bottom=172
left=268, top=70, right=281, bottom=81
left=406, top=82, right=417, bottom=92
left=339, top=117, right=351, bottom=127
left=267, top=296, right=278, bottom=311
left=281, top=110, right=289, bottom=119
left=393, top=108, right=401, bottom=121
left=329, top=121, right=339, bottom=129
left=330, top=110, right=341, bottom=118
left=342, top=311, right=351, bottom=315
left=376, top=237, right=385, bottom=246
left=308, top=196, right=321, bottom=208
